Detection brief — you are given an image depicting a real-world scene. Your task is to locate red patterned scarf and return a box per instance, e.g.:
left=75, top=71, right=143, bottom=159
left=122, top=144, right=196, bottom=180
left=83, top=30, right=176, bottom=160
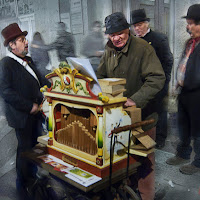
left=177, top=37, right=200, bottom=87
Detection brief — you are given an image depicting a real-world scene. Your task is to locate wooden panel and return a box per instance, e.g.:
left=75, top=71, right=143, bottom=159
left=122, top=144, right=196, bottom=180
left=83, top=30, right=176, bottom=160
left=112, top=0, right=123, bottom=12
left=164, top=5, right=170, bottom=35
left=134, top=132, right=156, bottom=149
left=155, top=0, right=164, bottom=32
left=128, top=147, right=154, bottom=157
left=124, top=107, right=141, bottom=124
left=140, top=4, right=155, bottom=30
left=130, top=0, right=140, bottom=10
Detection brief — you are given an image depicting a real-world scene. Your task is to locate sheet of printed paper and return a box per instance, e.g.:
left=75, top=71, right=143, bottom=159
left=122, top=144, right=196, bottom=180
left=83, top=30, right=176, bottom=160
left=67, top=57, right=102, bottom=95
left=38, top=154, right=102, bottom=186
left=65, top=167, right=102, bottom=187
left=38, top=154, right=73, bottom=168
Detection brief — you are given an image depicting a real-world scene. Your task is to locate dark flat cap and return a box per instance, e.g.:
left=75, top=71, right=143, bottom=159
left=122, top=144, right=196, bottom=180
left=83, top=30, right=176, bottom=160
left=105, top=12, right=130, bottom=34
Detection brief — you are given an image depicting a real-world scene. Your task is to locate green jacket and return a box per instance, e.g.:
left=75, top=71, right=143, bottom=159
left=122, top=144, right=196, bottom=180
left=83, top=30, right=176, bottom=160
left=97, top=34, right=165, bottom=129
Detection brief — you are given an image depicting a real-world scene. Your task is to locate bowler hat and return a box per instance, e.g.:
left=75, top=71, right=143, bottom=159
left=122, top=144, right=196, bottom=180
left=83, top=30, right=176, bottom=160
left=130, top=9, right=150, bottom=25
left=105, top=12, right=130, bottom=34
left=1, top=23, right=28, bottom=47
left=182, top=4, right=200, bottom=20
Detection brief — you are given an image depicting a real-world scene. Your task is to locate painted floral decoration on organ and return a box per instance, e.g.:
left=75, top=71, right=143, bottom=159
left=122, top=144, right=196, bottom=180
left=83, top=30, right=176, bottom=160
left=53, top=61, right=79, bottom=93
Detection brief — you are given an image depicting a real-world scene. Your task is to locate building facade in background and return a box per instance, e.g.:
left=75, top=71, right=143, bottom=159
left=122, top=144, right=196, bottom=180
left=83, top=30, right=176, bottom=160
left=0, top=0, right=196, bottom=92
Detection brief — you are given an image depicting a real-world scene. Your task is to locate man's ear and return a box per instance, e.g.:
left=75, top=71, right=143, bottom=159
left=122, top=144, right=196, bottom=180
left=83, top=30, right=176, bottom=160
left=9, top=42, right=15, bottom=50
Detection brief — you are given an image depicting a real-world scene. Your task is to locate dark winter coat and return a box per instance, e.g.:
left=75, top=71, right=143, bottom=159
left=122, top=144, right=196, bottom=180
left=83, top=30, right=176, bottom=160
left=97, top=34, right=165, bottom=128
left=0, top=55, right=50, bottom=128
left=142, top=29, right=173, bottom=99
left=181, top=42, right=200, bottom=91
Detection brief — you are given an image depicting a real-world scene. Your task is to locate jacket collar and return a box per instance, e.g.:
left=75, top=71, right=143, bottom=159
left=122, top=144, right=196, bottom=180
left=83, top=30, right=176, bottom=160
left=6, top=52, right=27, bottom=67
left=136, top=28, right=150, bottom=38
left=7, top=52, right=40, bottom=84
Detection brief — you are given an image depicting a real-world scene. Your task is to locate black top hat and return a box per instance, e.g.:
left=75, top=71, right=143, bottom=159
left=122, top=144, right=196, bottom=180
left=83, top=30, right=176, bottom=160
left=1, top=23, right=28, bottom=47
left=182, top=4, right=200, bottom=20
left=105, top=12, right=130, bottom=34
left=130, top=9, right=150, bottom=25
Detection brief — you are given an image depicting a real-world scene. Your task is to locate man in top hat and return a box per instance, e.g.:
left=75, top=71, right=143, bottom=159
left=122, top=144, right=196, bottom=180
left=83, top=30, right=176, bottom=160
left=131, top=8, right=174, bottom=149
left=0, top=23, right=51, bottom=199
left=97, top=12, right=165, bottom=200
left=166, top=4, right=200, bottom=175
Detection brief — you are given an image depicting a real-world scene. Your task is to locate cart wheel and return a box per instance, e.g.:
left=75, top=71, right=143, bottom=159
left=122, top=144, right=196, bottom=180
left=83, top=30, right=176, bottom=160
left=116, top=185, right=140, bottom=200
left=117, top=188, right=129, bottom=200
left=123, top=185, right=140, bottom=200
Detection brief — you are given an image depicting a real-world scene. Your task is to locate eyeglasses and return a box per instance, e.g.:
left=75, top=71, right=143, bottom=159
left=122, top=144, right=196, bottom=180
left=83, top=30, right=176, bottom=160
left=16, top=37, right=27, bottom=43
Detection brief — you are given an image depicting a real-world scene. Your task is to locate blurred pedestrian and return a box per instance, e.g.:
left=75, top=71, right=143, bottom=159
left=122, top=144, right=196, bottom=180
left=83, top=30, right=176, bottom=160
left=30, top=32, right=51, bottom=77
left=48, top=22, right=75, bottom=62
left=81, top=21, right=104, bottom=72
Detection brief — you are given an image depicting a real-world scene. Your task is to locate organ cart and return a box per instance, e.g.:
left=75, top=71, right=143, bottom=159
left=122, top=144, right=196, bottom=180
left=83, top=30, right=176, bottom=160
left=35, top=59, right=155, bottom=199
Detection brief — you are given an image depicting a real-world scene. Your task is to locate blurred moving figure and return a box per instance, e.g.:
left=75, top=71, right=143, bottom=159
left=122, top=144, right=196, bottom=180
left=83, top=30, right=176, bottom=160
left=81, top=21, right=104, bottom=72
left=48, top=22, right=75, bottom=62
left=30, top=32, right=51, bottom=77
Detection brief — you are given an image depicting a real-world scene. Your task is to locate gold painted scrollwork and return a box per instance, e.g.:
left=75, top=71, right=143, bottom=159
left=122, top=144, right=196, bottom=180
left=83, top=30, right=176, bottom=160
left=54, top=61, right=79, bottom=94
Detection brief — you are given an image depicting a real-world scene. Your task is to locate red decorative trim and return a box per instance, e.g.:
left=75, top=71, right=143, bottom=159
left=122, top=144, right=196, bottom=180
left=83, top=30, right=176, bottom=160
left=86, top=82, right=98, bottom=99
left=96, top=106, right=103, bottom=114
left=75, top=74, right=92, bottom=82
left=47, top=80, right=53, bottom=92
left=46, top=73, right=98, bottom=100
left=47, top=97, right=52, bottom=103
left=96, top=157, right=103, bottom=166
left=46, top=73, right=57, bottom=79
left=48, top=139, right=53, bottom=145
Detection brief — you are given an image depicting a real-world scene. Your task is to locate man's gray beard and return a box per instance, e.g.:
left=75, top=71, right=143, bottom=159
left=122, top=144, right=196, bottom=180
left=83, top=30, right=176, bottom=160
left=21, top=50, right=28, bottom=56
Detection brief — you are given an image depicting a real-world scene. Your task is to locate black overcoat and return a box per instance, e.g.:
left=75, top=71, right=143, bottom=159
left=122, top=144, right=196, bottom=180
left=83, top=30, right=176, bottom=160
left=0, top=56, right=50, bottom=128
left=143, top=29, right=173, bottom=98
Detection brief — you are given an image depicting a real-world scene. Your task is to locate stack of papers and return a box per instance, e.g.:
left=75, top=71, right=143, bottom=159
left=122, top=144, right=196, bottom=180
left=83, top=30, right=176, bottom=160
left=38, top=154, right=101, bottom=187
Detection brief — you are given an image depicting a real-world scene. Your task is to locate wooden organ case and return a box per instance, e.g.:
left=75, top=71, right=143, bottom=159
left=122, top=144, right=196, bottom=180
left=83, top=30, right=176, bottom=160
left=40, top=62, right=141, bottom=178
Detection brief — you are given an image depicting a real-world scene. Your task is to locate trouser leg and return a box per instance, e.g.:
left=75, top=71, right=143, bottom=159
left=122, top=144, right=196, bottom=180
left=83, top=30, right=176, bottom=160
left=185, top=91, right=200, bottom=168
left=15, top=114, right=42, bottom=190
left=138, top=127, right=155, bottom=200
left=155, top=96, right=168, bottom=145
left=176, top=96, right=192, bottom=159
left=156, top=109, right=168, bottom=144
left=192, top=137, right=200, bottom=168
